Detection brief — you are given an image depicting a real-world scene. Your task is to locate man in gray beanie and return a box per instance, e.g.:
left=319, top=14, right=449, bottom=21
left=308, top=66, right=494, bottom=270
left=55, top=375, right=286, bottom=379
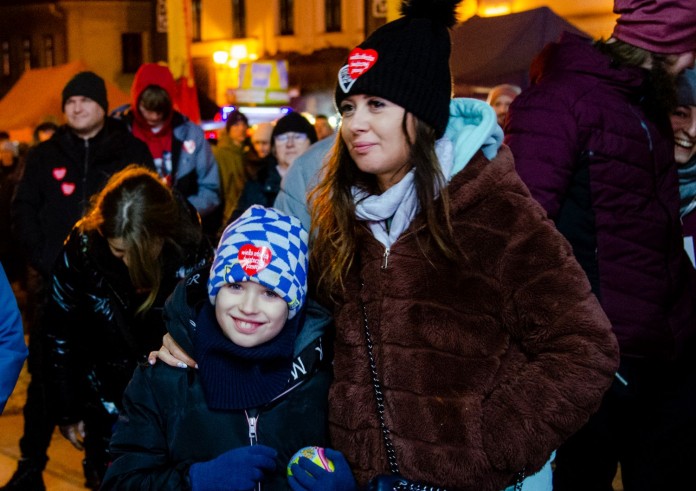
left=2, top=71, right=154, bottom=491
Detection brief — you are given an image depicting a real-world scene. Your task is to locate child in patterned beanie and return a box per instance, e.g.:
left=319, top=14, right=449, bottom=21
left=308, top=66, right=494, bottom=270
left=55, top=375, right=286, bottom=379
left=103, top=205, right=338, bottom=491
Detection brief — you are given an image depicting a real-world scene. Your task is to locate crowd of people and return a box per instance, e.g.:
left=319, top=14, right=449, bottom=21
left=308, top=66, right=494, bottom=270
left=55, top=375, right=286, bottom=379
left=0, top=0, right=695, bottom=490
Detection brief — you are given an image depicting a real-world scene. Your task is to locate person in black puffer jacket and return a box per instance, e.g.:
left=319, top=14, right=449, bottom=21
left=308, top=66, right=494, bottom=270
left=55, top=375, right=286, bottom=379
left=42, top=166, right=212, bottom=489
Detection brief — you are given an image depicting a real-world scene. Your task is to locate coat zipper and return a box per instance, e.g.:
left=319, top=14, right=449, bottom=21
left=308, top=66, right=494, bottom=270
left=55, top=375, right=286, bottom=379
left=245, top=409, right=259, bottom=445
left=245, top=409, right=262, bottom=491
left=381, top=247, right=390, bottom=270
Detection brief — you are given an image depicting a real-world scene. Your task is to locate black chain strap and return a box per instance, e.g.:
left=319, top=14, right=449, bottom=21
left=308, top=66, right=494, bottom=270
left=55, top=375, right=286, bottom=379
left=360, top=296, right=447, bottom=491
left=360, top=290, right=526, bottom=491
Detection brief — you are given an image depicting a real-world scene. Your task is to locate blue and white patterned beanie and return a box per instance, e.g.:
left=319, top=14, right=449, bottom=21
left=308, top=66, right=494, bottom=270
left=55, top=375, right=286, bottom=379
left=208, top=205, right=309, bottom=319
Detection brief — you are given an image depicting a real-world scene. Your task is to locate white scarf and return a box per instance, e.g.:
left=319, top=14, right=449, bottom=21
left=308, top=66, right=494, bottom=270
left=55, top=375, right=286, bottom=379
left=353, top=140, right=453, bottom=248
left=352, top=98, right=502, bottom=249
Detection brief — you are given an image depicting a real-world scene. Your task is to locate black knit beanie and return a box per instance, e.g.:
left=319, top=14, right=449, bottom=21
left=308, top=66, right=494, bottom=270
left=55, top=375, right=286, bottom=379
left=62, top=71, right=108, bottom=113
left=272, top=112, right=318, bottom=144
left=335, top=0, right=460, bottom=138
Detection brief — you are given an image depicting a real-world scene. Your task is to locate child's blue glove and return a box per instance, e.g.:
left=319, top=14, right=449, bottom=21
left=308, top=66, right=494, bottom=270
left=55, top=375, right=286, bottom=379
left=189, top=445, right=277, bottom=491
left=288, top=448, right=357, bottom=491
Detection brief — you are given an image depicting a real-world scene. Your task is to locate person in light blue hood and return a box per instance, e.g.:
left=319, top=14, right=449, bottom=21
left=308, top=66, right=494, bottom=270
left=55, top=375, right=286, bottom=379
left=301, top=0, right=619, bottom=490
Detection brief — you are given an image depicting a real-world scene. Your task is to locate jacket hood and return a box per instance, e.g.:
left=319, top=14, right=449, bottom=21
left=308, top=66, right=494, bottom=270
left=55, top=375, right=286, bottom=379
left=529, top=32, right=646, bottom=95
left=130, top=63, right=177, bottom=129
left=442, top=98, right=503, bottom=177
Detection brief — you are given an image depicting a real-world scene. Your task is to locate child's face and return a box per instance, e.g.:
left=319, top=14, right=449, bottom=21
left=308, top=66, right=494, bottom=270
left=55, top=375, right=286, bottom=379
left=215, top=281, right=289, bottom=348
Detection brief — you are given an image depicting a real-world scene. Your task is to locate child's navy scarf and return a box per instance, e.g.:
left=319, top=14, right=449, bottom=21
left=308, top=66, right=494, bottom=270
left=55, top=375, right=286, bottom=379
left=193, top=302, right=299, bottom=410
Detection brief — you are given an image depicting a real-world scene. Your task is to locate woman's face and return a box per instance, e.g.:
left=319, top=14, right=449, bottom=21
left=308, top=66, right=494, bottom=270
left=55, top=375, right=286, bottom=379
left=273, top=132, right=311, bottom=169
left=492, top=94, right=514, bottom=126
left=339, top=94, right=413, bottom=192
left=670, top=105, right=696, bottom=164
left=215, top=281, right=289, bottom=348
left=107, top=236, right=163, bottom=269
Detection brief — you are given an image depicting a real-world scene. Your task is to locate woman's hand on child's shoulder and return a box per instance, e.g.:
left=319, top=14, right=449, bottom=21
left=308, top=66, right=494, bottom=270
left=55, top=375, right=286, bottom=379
left=148, top=333, right=199, bottom=369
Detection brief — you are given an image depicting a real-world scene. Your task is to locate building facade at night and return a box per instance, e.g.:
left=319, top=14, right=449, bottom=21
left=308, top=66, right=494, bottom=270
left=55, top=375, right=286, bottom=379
left=0, top=0, right=617, bottom=117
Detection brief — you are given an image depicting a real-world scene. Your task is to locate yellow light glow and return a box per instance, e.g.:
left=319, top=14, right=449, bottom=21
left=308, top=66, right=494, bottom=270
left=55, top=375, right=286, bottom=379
left=228, top=59, right=239, bottom=68
left=213, top=51, right=229, bottom=65
left=480, top=5, right=512, bottom=16
left=231, top=44, right=248, bottom=60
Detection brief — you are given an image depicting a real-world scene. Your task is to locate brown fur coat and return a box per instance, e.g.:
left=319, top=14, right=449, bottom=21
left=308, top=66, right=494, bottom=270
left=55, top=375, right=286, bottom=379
left=328, top=145, right=619, bottom=490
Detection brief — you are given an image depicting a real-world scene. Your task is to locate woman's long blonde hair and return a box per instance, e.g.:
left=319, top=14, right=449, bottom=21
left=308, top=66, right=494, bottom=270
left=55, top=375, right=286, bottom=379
left=309, top=113, right=457, bottom=299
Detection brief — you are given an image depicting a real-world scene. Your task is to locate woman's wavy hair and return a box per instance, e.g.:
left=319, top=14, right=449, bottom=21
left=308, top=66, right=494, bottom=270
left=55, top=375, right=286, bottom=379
left=80, top=165, right=202, bottom=314
left=309, top=113, right=457, bottom=299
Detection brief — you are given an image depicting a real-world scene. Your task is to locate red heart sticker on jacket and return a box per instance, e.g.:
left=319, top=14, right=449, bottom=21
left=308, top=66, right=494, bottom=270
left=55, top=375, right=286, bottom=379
left=52, top=167, right=67, bottom=180
left=238, top=245, right=272, bottom=276
left=348, top=48, right=378, bottom=79
left=61, top=182, right=76, bottom=196
left=183, top=140, right=196, bottom=154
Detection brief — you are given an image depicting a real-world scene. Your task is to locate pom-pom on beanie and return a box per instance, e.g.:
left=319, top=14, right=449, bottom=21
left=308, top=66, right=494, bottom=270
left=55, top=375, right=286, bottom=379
left=677, top=68, right=696, bottom=107
left=335, top=0, right=461, bottom=138
left=612, top=0, right=696, bottom=54
left=62, top=71, right=108, bottom=113
left=208, top=205, right=309, bottom=319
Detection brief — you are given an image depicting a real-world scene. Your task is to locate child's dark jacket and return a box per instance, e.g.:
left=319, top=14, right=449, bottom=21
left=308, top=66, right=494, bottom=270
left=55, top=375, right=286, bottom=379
left=102, top=268, right=333, bottom=491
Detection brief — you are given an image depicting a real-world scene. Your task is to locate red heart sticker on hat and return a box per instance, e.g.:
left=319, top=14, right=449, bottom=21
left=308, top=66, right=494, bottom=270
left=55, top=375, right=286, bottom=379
left=348, top=48, right=378, bottom=79
left=238, top=245, right=272, bottom=276
left=61, top=182, right=76, bottom=196
left=52, top=167, right=66, bottom=180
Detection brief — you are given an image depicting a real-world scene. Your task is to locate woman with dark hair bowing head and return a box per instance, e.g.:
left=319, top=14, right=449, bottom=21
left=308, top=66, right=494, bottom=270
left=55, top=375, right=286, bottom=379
left=296, top=0, right=619, bottom=490
left=43, top=165, right=212, bottom=489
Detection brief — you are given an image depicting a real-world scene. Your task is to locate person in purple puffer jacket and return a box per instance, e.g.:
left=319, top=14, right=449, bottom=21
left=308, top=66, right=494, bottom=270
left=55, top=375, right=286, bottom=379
left=505, top=1, right=696, bottom=490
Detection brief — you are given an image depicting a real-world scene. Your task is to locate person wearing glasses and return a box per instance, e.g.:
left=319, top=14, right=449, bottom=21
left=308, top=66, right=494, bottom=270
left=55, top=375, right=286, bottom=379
left=230, top=112, right=317, bottom=223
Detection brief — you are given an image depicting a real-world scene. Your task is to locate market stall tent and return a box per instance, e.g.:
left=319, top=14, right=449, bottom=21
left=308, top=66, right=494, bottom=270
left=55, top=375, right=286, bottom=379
left=0, top=61, right=130, bottom=142
left=450, top=7, right=588, bottom=97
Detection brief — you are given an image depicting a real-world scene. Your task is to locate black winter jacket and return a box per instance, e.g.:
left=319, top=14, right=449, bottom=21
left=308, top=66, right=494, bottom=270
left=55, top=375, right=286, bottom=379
left=11, top=119, right=154, bottom=278
left=102, top=268, right=333, bottom=491
left=44, top=224, right=211, bottom=425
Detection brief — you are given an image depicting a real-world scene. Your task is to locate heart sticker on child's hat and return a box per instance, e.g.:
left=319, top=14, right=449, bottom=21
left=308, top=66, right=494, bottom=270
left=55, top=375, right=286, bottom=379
left=237, top=244, right=272, bottom=276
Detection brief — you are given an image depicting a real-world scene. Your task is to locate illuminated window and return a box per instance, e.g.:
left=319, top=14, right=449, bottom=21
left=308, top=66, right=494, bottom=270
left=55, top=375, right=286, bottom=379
left=280, top=0, right=294, bottom=35
left=233, top=0, right=247, bottom=38
left=325, top=0, right=341, bottom=32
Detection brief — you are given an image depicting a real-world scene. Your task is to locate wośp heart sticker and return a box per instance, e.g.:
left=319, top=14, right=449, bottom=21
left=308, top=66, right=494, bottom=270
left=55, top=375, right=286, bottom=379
left=52, top=167, right=67, bottom=180
left=237, top=244, right=272, bottom=276
left=338, top=48, right=378, bottom=93
left=61, top=182, right=76, bottom=196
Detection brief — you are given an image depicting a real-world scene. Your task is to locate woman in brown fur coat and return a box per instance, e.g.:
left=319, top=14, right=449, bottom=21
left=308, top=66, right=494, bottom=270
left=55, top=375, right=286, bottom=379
left=152, top=1, right=619, bottom=489
left=300, top=0, right=619, bottom=490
